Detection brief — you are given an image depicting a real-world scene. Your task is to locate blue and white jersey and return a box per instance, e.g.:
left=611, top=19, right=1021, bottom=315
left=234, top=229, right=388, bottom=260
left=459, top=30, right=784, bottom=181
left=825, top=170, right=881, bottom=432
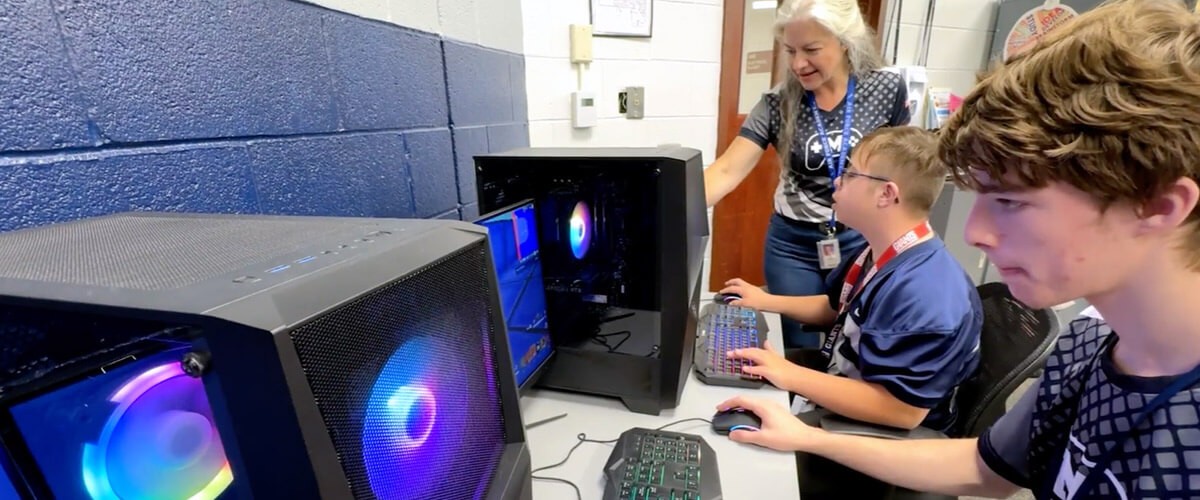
left=980, top=316, right=1200, bottom=499
left=823, top=238, right=983, bottom=432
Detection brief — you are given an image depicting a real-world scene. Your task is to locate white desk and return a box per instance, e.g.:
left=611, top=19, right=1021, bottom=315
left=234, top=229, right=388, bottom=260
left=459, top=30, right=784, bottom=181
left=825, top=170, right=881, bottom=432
left=519, top=313, right=800, bottom=500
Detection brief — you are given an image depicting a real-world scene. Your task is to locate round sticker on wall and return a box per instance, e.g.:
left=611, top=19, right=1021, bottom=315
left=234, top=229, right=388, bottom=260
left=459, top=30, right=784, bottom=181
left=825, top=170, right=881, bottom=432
left=1003, top=0, right=1079, bottom=60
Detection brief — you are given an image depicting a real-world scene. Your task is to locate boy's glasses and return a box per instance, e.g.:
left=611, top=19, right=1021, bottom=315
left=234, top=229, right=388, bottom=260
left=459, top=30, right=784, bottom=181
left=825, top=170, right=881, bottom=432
left=841, top=168, right=891, bottom=183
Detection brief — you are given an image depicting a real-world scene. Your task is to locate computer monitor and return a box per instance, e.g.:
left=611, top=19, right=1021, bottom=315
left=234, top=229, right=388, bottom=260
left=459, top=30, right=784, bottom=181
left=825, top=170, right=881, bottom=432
left=475, top=200, right=555, bottom=392
left=0, top=453, right=21, bottom=499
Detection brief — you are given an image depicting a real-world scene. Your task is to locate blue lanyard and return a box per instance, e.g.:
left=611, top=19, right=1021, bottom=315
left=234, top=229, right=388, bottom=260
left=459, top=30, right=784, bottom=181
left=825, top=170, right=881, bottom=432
left=1070, top=348, right=1200, bottom=498
left=807, top=75, right=857, bottom=232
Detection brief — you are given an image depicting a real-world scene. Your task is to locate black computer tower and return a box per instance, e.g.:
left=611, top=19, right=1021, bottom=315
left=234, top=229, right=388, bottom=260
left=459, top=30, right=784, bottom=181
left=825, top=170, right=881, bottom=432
left=0, top=213, right=531, bottom=500
left=475, top=146, right=709, bottom=415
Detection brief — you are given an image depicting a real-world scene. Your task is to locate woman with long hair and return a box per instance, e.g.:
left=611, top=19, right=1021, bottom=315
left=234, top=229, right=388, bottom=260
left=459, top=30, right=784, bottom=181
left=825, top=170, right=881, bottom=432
left=707, top=0, right=910, bottom=350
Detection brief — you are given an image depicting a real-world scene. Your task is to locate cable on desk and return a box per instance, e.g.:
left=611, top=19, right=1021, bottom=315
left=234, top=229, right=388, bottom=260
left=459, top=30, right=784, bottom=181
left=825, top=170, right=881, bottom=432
left=653, top=417, right=712, bottom=431
left=529, top=418, right=714, bottom=500
left=531, top=475, right=582, bottom=500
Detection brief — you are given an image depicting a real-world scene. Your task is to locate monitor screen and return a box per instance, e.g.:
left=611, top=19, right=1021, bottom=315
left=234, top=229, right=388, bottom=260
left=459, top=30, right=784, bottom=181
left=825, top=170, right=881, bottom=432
left=476, top=200, right=554, bottom=390
left=7, top=347, right=233, bottom=500
left=0, top=459, right=19, bottom=500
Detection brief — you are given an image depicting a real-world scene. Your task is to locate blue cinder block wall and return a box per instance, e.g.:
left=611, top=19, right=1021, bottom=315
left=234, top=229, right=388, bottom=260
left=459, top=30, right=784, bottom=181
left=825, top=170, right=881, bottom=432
left=0, top=0, right=528, bottom=231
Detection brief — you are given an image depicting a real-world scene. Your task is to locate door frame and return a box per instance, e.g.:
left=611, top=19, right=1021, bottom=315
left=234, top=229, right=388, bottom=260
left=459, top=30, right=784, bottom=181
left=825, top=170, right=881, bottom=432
left=709, top=0, right=890, bottom=292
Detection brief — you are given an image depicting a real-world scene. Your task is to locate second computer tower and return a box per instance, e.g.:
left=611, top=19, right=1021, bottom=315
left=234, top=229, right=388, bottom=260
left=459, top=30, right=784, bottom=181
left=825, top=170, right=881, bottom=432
left=475, top=146, right=709, bottom=415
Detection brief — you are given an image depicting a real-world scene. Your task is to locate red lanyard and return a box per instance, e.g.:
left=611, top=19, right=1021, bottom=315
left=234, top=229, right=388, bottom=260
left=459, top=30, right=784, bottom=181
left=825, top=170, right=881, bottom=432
left=837, top=221, right=933, bottom=314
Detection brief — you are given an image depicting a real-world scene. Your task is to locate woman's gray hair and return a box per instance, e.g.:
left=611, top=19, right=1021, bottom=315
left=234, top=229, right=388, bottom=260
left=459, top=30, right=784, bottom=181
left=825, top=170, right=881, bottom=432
left=773, top=0, right=883, bottom=174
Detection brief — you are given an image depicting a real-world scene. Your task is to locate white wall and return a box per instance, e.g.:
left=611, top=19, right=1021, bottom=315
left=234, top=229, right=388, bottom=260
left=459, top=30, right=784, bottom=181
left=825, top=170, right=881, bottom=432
left=300, top=0, right=524, bottom=52
left=520, top=0, right=724, bottom=164
left=889, top=0, right=998, bottom=98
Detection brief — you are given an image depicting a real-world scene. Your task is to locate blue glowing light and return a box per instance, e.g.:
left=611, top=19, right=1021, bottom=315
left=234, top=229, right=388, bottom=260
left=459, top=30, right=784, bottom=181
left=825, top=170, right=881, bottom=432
left=362, top=337, right=463, bottom=499
left=568, top=201, right=592, bottom=259
left=82, top=362, right=232, bottom=500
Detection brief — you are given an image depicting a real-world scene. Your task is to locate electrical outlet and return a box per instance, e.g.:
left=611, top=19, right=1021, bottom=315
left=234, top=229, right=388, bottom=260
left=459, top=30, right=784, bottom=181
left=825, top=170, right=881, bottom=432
left=625, top=86, right=644, bottom=119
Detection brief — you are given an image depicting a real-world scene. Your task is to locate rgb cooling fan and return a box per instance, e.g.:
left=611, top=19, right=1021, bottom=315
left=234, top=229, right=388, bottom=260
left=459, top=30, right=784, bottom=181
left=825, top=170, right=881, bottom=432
left=81, top=361, right=233, bottom=500
left=568, top=201, right=592, bottom=260
left=362, top=335, right=481, bottom=500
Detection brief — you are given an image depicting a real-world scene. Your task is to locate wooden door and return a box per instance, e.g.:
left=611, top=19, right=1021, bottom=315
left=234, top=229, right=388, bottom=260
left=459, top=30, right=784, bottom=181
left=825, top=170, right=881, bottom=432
left=708, top=0, right=889, bottom=292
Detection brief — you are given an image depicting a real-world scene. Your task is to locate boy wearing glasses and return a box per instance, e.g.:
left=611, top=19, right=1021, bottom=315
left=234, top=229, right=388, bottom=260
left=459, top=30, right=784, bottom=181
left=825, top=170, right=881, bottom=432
left=720, top=126, right=982, bottom=434
left=718, top=1, right=1200, bottom=498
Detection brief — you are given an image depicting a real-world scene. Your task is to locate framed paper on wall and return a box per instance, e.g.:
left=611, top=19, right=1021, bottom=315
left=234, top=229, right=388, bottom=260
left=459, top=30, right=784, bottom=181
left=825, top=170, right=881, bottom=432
left=590, top=0, right=653, bottom=38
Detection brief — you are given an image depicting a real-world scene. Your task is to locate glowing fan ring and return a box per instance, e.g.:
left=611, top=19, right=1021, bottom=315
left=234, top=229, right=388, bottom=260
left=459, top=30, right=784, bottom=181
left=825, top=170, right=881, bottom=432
left=385, top=385, right=437, bottom=448
left=81, top=363, right=232, bottom=500
left=569, top=201, right=592, bottom=259
left=363, top=337, right=449, bottom=499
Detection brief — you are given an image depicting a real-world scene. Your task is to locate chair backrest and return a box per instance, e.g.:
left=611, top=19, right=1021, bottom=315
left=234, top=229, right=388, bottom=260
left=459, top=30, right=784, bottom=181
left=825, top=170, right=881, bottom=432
left=950, top=282, right=1060, bottom=437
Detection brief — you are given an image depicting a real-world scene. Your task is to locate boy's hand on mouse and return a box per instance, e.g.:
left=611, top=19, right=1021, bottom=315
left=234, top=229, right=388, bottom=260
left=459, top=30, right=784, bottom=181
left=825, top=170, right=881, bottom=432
left=727, top=340, right=798, bottom=391
left=719, top=278, right=770, bottom=309
left=716, top=395, right=820, bottom=452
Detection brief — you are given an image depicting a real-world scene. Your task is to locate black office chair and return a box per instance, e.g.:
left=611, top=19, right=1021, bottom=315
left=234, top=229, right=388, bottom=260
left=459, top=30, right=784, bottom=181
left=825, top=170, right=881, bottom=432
left=808, top=282, right=1061, bottom=499
left=948, top=282, right=1060, bottom=437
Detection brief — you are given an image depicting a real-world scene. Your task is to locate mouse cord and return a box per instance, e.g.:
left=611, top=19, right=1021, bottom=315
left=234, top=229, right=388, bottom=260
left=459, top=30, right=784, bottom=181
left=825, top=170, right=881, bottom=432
left=530, top=418, right=714, bottom=500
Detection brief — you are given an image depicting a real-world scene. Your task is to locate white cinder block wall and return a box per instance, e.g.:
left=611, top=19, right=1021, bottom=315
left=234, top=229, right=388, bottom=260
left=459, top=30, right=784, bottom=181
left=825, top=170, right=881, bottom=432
left=890, top=0, right=998, bottom=97
left=520, top=0, right=723, bottom=289
left=518, top=0, right=720, bottom=290
left=519, top=0, right=724, bottom=164
left=302, top=0, right=525, bottom=52
left=515, top=0, right=996, bottom=291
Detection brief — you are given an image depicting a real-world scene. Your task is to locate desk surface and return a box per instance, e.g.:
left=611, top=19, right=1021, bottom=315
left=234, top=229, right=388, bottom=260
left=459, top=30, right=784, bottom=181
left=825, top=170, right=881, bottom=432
left=520, top=312, right=800, bottom=500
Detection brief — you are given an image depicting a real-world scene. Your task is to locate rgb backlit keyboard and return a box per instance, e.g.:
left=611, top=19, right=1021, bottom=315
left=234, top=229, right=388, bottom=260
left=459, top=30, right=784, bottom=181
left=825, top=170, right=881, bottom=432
left=601, top=428, right=722, bottom=500
left=693, top=302, right=767, bottom=389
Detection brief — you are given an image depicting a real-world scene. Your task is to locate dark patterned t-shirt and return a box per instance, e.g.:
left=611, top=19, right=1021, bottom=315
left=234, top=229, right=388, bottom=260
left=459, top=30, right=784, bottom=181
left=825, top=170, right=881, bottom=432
left=979, top=315, right=1200, bottom=499
left=738, top=70, right=909, bottom=224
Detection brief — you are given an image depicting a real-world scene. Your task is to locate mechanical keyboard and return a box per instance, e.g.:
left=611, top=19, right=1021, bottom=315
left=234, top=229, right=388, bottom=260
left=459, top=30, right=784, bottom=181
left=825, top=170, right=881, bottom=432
left=693, top=302, right=768, bottom=389
left=602, top=427, right=723, bottom=500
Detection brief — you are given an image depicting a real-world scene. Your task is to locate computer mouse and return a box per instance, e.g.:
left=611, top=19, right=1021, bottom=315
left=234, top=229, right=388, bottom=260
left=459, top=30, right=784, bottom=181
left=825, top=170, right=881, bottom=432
left=713, top=292, right=741, bottom=304
left=711, top=407, right=762, bottom=435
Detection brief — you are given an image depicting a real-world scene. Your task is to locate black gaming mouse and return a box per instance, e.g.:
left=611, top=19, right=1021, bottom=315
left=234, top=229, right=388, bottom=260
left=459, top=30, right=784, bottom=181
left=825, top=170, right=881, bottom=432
left=711, top=407, right=762, bottom=435
left=712, top=292, right=742, bottom=304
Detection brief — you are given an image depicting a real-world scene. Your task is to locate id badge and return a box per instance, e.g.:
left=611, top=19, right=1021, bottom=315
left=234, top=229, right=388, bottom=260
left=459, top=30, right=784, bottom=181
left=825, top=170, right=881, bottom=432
left=817, top=237, right=841, bottom=270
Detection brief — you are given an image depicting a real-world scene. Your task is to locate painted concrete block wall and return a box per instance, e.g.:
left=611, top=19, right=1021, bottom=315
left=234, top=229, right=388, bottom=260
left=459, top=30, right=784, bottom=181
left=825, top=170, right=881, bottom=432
left=890, top=0, right=998, bottom=97
left=0, top=0, right=527, bottom=233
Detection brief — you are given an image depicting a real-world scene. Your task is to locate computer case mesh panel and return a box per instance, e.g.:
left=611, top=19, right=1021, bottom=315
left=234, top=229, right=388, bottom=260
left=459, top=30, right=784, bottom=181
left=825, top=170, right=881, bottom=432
left=0, top=215, right=349, bottom=290
left=0, top=213, right=531, bottom=500
left=289, top=244, right=507, bottom=499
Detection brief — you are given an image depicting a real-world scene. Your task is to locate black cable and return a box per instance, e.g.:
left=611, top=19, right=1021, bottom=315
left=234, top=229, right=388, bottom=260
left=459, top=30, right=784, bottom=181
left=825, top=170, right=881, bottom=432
left=598, top=311, right=635, bottom=324
left=531, top=475, right=582, bottom=500
left=654, top=417, right=713, bottom=431
left=601, top=330, right=632, bottom=351
left=529, top=418, right=714, bottom=499
left=590, top=330, right=631, bottom=352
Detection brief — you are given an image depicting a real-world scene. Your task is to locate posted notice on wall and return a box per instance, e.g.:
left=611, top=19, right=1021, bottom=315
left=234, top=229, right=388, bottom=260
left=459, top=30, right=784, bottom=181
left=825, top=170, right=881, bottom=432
left=591, top=0, right=653, bottom=37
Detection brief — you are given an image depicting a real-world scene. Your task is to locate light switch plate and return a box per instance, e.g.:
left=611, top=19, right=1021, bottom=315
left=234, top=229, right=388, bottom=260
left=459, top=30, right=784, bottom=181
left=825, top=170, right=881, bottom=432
left=625, top=86, right=644, bottom=119
left=569, top=24, right=593, bottom=63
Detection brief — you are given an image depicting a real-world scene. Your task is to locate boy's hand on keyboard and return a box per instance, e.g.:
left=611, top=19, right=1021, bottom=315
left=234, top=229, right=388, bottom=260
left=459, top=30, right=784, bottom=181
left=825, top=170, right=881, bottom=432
left=720, top=278, right=769, bottom=309
left=727, top=341, right=796, bottom=390
left=716, top=395, right=817, bottom=452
